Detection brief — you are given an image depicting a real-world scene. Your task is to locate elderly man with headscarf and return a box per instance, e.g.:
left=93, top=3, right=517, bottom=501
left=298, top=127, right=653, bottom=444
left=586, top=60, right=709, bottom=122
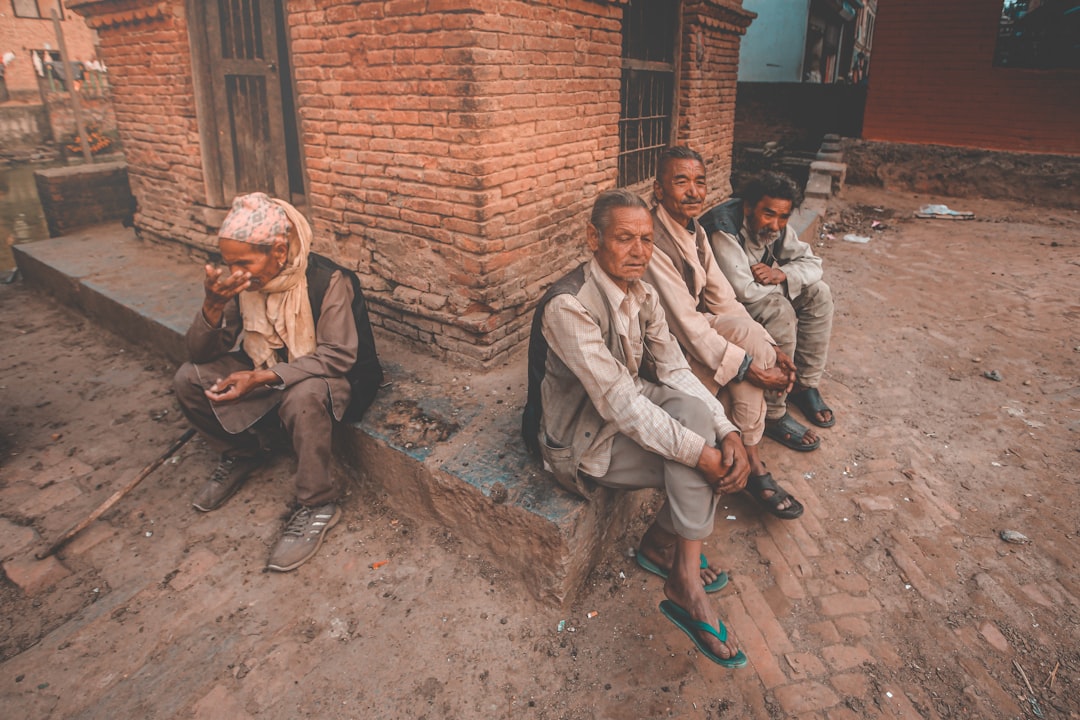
left=173, top=192, right=382, bottom=571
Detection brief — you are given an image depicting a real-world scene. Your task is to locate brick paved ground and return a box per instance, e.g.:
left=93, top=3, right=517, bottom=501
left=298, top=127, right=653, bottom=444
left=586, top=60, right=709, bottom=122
left=1, top=186, right=1078, bottom=718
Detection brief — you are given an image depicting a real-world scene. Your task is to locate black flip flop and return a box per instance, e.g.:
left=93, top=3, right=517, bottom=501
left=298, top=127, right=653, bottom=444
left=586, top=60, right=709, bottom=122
left=788, top=387, right=835, bottom=428
left=764, top=412, right=820, bottom=452
left=745, top=472, right=804, bottom=520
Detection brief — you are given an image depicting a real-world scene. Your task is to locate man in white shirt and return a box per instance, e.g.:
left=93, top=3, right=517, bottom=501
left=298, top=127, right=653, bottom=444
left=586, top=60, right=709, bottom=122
left=523, top=189, right=749, bottom=667
left=644, top=146, right=806, bottom=520
left=710, top=172, right=836, bottom=439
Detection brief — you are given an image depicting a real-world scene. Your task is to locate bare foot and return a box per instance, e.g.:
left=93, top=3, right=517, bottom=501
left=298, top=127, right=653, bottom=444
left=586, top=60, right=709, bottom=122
left=639, top=522, right=722, bottom=587
left=663, top=546, right=741, bottom=662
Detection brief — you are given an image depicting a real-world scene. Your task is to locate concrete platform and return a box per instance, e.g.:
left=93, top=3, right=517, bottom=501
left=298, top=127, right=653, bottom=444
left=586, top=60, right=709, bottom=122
left=13, top=225, right=648, bottom=605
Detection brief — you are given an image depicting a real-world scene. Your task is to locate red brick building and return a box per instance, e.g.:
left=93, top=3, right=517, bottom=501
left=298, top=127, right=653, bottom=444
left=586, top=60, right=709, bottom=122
left=66, top=0, right=753, bottom=365
left=862, top=0, right=1080, bottom=156
left=0, top=1, right=100, bottom=101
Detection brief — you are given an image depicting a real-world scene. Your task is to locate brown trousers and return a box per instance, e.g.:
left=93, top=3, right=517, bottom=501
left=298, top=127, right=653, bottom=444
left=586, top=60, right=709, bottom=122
left=173, top=354, right=339, bottom=506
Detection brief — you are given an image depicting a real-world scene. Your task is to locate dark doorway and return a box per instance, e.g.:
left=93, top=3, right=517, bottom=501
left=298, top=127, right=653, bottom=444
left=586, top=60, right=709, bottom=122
left=199, top=0, right=305, bottom=205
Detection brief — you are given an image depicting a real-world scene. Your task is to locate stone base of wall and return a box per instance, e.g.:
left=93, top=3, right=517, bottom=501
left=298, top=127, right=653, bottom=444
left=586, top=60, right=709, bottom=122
left=34, top=160, right=135, bottom=237
left=842, top=139, right=1080, bottom=210
left=42, top=91, right=119, bottom=148
left=0, top=103, right=51, bottom=155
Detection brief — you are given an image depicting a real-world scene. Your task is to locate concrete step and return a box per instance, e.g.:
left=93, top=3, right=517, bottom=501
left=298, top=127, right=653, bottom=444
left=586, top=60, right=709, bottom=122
left=13, top=225, right=647, bottom=605
left=809, top=160, right=848, bottom=195
left=805, top=171, right=833, bottom=201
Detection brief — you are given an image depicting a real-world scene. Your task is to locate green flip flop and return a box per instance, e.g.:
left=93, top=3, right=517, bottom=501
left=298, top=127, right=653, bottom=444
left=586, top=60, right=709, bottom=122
left=659, top=599, right=748, bottom=668
left=636, top=552, right=729, bottom=593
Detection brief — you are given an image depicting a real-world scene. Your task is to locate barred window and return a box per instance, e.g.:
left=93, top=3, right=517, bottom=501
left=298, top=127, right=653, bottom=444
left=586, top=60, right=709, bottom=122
left=618, top=0, right=679, bottom=187
left=11, top=1, right=63, bottom=19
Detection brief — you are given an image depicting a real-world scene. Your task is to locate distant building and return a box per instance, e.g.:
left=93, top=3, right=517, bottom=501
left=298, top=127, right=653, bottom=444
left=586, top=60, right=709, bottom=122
left=738, top=0, right=877, bottom=83
left=0, top=2, right=100, bottom=102
left=863, top=0, right=1080, bottom=154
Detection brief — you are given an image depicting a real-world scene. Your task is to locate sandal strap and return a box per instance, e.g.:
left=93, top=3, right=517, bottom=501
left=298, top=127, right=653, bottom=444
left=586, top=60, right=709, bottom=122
left=792, top=387, right=831, bottom=414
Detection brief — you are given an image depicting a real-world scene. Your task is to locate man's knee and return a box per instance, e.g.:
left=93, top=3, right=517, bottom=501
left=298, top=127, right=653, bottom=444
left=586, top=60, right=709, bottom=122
left=800, top=281, right=834, bottom=318
left=754, top=294, right=797, bottom=346
left=173, top=363, right=204, bottom=407
left=666, top=394, right=713, bottom=438
left=745, top=328, right=778, bottom=370
left=278, top=379, right=332, bottom=422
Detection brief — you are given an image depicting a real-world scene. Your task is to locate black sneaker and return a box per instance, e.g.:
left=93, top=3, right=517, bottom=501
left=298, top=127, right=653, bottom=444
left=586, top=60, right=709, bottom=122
left=191, top=455, right=261, bottom=512
left=266, top=503, right=341, bottom=572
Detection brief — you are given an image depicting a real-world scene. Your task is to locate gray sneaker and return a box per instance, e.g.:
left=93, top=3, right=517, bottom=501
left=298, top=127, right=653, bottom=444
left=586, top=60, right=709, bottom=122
left=192, top=455, right=261, bottom=512
left=266, top=503, right=341, bottom=572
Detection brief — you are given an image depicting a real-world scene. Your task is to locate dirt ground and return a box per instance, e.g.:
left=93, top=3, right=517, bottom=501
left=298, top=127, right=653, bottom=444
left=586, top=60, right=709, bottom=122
left=1, top=185, right=1078, bottom=719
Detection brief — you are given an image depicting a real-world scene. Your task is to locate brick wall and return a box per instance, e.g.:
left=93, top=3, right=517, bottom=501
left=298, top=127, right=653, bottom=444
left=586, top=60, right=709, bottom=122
left=34, top=160, right=135, bottom=236
left=862, top=0, right=1080, bottom=156
left=286, top=0, right=626, bottom=364
left=289, top=0, right=751, bottom=364
left=69, top=0, right=751, bottom=366
left=69, top=3, right=213, bottom=253
left=677, top=2, right=754, bottom=204
left=0, top=7, right=100, bottom=99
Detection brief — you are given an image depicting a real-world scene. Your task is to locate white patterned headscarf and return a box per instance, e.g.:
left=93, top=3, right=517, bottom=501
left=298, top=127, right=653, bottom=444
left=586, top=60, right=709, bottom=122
left=218, top=192, right=317, bottom=369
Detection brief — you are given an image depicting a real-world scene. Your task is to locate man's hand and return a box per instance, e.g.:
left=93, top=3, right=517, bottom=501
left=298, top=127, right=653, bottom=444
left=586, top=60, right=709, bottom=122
left=745, top=348, right=796, bottom=391
left=774, top=348, right=797, bottom=377
left=744, top=363, right=794, bottom=392
left=695, top=433, right=750, bottom=495
left=750, top=262, right=786, bottom=286
left=201, top=264, right=251, bottom=327
left=204, top=369, right=279, bottom=403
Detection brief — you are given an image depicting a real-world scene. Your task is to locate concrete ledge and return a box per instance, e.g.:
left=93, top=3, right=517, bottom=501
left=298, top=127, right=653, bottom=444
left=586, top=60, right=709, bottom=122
left=13, top=225, right=647, bottom=605
left=810, top=160, right=847, bottom=194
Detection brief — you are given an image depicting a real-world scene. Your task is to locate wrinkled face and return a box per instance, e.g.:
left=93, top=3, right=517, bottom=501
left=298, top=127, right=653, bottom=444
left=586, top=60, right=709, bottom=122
left=587, top=206, right=654, bottom=292
left=219, top=237, right=288, bottom=290
left=654, top=158, right=708, bottom=227
left=744, top=195, right=794, bottom=243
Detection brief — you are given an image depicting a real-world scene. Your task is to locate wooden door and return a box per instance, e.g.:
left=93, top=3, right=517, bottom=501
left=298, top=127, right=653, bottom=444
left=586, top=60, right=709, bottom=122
left=205, top=0, right=289, bottom=200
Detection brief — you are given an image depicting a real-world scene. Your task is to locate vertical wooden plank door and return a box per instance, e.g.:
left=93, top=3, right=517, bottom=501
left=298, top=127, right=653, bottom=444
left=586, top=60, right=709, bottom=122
left=205, top=0, right=289, bottom=200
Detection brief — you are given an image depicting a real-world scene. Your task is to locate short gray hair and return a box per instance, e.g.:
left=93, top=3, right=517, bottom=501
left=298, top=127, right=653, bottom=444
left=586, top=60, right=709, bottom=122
left=589, top=189, right=649, bottom=237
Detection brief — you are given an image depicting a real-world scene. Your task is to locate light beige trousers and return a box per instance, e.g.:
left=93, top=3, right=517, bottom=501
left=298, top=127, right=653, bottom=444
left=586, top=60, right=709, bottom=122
left=743, top=280, right=834, bottom=419
left=588, top=382, right=720, bottom=541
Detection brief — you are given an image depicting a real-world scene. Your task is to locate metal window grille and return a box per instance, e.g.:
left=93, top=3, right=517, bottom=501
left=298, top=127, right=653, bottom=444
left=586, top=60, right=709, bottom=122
left=12, top=1, right=63, bottom=19
left=618, top=0, right=677, bottom=187
left=12, top=0, right=42, bottom=18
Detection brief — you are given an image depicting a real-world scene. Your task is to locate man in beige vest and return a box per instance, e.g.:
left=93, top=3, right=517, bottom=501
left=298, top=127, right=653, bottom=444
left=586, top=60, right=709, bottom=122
left=523, top=189, right=749, bottom=667
left=644, top=146, right=805, bottom=520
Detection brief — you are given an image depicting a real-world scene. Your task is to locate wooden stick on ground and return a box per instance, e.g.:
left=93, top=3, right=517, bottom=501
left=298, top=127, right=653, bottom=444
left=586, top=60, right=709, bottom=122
left=1045, top=661, right=1059, bottom=689
left=36, top=428, right=196, bottom=560
left=1014, top=659, right=1036, bottom=696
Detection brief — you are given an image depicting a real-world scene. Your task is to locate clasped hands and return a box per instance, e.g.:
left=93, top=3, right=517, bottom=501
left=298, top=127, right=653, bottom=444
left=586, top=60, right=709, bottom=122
left=695, top=432, right=750, bottom=496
